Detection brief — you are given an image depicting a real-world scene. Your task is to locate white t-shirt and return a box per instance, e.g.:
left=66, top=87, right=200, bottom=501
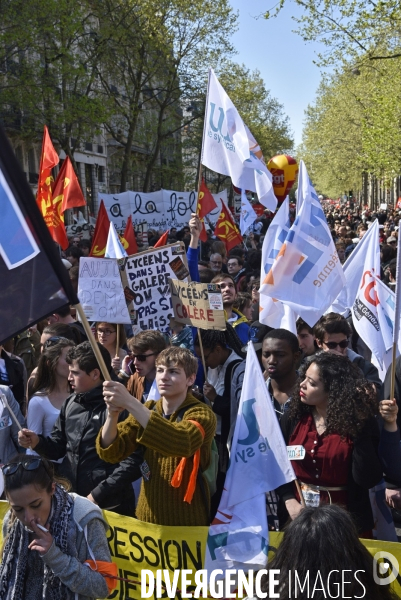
left=27, top=395, right=64, bottom=462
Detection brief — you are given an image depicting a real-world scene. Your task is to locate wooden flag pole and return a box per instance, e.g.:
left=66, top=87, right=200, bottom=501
left=390, top=342, right=397, bottom=400
left=195, top=69, right=211, bottom=217
left=390, top=219, right=401, bottom=399
left=74, top=303, right=111, bottom=382
left=115, top=325, right=120, bottom=359
left=197, top=329, right=208, bottom=382
left=0, top=391, right=23, bottom=430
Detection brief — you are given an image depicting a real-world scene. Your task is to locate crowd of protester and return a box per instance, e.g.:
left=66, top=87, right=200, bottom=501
left=1, top=201, right=401, bottom=598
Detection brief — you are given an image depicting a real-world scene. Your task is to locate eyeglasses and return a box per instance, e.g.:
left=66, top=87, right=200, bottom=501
left=43, top=336, right=71, bottom=350
left=2, top=457, right=51, bottom=477
left=97, top=329, right=116, bottom=336
left=130, top=352, right=159, bottom=362
left=323, top=339, right=349, bottom=350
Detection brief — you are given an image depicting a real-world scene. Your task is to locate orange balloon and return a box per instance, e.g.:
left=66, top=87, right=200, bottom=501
left=267, top=155, right=298, bottom=203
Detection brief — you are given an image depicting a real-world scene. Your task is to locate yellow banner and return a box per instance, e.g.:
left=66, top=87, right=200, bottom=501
left=1, top=501, right=401, bottom=598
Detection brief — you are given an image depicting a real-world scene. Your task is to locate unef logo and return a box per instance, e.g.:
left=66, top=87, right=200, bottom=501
left=208, top=103, right=232, bottom=142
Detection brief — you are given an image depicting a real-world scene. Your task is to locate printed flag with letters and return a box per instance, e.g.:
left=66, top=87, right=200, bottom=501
left=205, top=342, right=295, bottom=576
left=259, top=197, right=297, bottom=332
left=0, top=124, right=79, bottom=344
left=327, top=220, right=380, bottom=316
left=202, top=69, right=277, bottom=211
left=214, top=199, right=243, bottom=253
left=90, top=200, right=110, bottom=257
left=351, top=223, right=392, bottom=369
left=260, top=161, right=345, bottom=326
left=370, top=275, right=401, bottom=380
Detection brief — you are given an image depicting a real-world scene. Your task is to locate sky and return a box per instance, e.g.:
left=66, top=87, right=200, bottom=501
left=229, top=0, right=325, bottom=148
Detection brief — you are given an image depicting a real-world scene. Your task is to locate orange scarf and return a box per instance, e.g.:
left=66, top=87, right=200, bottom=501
left=170, top=420, right=205, bottom=503
left=84, top=560, right=118, bottom=593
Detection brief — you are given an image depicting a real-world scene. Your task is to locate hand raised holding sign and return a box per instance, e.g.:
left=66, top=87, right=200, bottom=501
left=189, top=213, right=202, bottom=240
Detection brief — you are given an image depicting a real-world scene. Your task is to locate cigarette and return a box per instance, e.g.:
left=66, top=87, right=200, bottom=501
left=36, top=523, right=49, bottom=533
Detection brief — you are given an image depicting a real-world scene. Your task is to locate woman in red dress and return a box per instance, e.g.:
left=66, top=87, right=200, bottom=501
left=277, top=352, right=383, bottom=536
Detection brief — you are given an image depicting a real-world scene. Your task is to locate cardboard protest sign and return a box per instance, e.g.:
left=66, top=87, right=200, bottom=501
left=170, top=280, right=226, bottom=330
left=120, top=243, right=189, bottom=333
left=78, top=257, right=131, bottom=323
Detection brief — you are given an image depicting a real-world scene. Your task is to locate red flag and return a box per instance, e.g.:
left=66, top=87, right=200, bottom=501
left=90, top=201, right=111, bottom=257
left=52, top=157, right=86, bottom=213
left=154, top=230, right=169, bottom=248
left=36, top=126, right=66, bottom=246
left=199, top=220, right=208, bottom=242
left=121, top=216, right=138, bottom=255
left=36, top=125, right=59, bottom=211
left=214, top=200, right=243, bottom=253
left=197, top=179, right=217, bottom=218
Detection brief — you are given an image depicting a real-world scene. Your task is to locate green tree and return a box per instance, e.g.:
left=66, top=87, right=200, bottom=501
left=300, top=59, right=401, bottom=196
left=264, top=0, right=401, bottom=67
left=0, top=0, right=110, bottom=175
left=95, top=0, right=237, bottom=192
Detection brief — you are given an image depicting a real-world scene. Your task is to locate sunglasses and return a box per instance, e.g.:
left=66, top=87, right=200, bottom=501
left=2, top=457, right=51, bottom=477
left=130, top=352, right=158, bottom=362
left=323, top=339, right=349, bottom=350
left=43, top=336, right=72, bottom=350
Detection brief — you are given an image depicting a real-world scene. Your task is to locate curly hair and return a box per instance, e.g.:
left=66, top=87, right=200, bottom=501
left=288, top=353, right=378, bottom=438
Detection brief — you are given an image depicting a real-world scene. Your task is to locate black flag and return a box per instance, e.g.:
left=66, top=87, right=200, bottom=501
left=0, top=125, right=79, bottom=344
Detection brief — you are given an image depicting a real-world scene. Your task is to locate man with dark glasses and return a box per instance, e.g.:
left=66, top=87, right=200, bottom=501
left=119, top=330, right=168, bottom=402
left=313, top=312, right=381, bottom=391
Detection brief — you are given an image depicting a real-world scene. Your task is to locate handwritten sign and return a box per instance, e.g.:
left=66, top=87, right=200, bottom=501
left=78, top=258, right=131, bottom=323
left=170, top=280, right=226, bottom=330
left=121, top=243, right=189, bottom=333
left=99, top=189, right=228, bottom=231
